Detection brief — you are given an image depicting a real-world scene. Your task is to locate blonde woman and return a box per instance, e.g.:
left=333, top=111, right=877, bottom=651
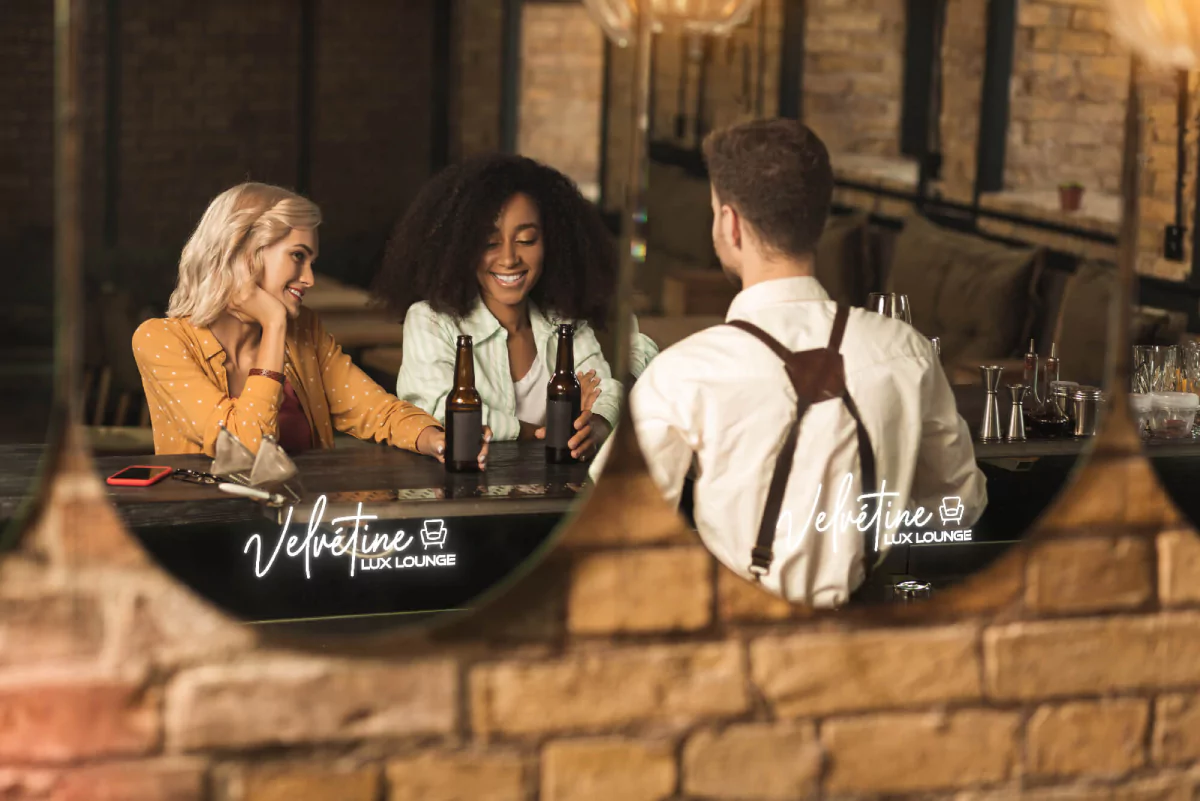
left=133, top=182, right=490, bottom=464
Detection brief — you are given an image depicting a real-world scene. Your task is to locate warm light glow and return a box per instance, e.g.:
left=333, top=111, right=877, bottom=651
left=1106, top=0, right=1200, bottom=69
left=581, top=0, right=763, bottom=45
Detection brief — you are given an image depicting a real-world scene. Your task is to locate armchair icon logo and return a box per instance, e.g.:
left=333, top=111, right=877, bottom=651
left=939, top=497, right=965, bottom=526
left=420, top=519, right=448, bottom=550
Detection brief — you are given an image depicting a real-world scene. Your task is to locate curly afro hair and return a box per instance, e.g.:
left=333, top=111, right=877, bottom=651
left=374, top=153, right=618, bottom=331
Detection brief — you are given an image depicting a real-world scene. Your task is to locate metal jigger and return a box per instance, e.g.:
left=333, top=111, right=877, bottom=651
left=979, top=365, right=1004, bottom=442
left=1006, top=384, right=1028, bottom=442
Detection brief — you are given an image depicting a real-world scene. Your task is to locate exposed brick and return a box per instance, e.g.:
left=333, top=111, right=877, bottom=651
left=985, top=613, right=1200, bottom=700
left=0, top=593, right=105, bottom=667
left=541, top=739, right=675, bottom=801
left=1057, top=30, right=1110, bottom=55
left=1153, top=695, right=1200, bottom=766
left=220, top=765, right=380, bottom=801
left=0, top=680, right=159, bottom=763
left=0, top=769, right=59, bottom=800
left=682, top=723, right=819, bottom=799
left=165, top=658, right=456, bottom=751
left=717, top=569, right=796, bottom=622
left=558, top=462, right=693, bottom=548
left=469, top=642, right=748, bottom=736
left=1027, top=699, right=1149, bottom=777
left=386, top=752, right=525, bottom=801
left=750, top=625, right=981, bottom=716
left=1158, top=529, right=1200, bottom=606
left=1025, top=537, right=1154, bottom=613
left=107, top=576, right=257, bottom=670
left=567, top=547, right=712, bottom=634
left=51, top=760, right=206, bottom=801
left=824, top=709, right=1020, bottom=793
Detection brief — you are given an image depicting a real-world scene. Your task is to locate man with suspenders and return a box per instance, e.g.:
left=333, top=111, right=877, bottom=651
left=597, top=119, right=986, bottom=607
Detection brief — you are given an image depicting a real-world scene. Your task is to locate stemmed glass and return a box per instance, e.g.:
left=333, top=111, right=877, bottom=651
left=867, top=293, right=912, bottom=324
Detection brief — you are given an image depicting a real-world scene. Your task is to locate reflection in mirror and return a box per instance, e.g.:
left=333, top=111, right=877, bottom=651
left=62, top=0, right=634, bottom=633
left=595, top=0, right=1126, bottom=608
left=0, top=1, right=60, bottom=546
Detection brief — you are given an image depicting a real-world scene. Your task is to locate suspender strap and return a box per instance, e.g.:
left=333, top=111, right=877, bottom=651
left=725, top=305, right=878, bottom=582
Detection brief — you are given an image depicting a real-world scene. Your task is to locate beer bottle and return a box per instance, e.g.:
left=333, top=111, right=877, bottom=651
left=445, top=335, right=483, bottom=473
left=546, top=323, right=582, bottom=463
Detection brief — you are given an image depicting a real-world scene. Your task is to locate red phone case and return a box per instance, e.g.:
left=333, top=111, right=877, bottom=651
left=106, top=465, right=173, bottom=487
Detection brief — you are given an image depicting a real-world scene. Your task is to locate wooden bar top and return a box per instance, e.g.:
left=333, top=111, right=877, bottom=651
left=85, top=441, right=589, bottom=529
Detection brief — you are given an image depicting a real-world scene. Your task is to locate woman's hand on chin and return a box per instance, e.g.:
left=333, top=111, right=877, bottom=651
left=229, top=286, right=288, bottom=329
left=417, top=425, right=492, bottom=469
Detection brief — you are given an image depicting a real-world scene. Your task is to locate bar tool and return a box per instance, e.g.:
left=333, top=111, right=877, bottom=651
left=1072, top=387, right=1105, bottom=437
left=1006, top=384, right=1027, bottom=441
left=892, top=580, right=932, bottom=605
left=979, top=365, right=1004, bottom=442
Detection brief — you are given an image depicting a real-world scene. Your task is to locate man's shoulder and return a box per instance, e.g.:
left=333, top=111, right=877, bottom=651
left=843, top=308, right=932, bottom=365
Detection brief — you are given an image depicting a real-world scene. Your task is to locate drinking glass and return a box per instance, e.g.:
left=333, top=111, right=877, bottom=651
left=1183, top=341, right=1200, bottom=393
left=867, top=293, right=912, bottom=324
left=1132, top=345, right=1179, bottom=394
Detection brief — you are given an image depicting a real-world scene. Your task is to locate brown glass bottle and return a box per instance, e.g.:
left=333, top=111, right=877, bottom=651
left=445, top=335, right=483, bottom=473
left=546, top=324, right=582, bottom=464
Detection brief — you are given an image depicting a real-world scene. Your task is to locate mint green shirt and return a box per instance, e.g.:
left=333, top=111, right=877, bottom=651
left=396, top=299, right=660, bottom=441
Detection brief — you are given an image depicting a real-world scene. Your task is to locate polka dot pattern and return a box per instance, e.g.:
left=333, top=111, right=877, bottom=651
left=131, top=312, right=440, bottom=458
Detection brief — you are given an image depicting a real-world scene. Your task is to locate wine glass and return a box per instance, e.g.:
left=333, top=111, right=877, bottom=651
left=867, top=293, right=912, bottom=325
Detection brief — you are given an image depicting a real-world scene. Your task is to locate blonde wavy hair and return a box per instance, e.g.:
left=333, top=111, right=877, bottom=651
left=167, top=182, right=322, bottom=326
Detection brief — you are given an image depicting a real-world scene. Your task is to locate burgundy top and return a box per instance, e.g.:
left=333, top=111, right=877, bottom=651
left=276, top=379, right=313, bottom=454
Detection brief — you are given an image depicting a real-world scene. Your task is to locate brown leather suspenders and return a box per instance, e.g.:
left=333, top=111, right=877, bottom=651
left=725, top=304, right=879, bottom=582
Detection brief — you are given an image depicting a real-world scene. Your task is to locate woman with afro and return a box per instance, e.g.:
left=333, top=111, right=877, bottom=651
left=374, top=154, right=658, bottom=459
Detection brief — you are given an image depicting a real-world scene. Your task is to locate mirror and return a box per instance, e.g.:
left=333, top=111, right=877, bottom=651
left=608, top=0, right=1122, bottom=608
left=1124, top=64, right=1200, bottom=536
left=73, top=0, right=632, bottom=633
left=0, top=2, right=65, bottom=550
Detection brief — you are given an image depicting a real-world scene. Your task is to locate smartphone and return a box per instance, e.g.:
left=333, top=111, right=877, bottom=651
left=106, top=465, right=173, bottom=487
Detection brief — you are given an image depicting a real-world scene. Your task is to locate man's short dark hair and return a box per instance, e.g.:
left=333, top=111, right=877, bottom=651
left=702, top=118, right=833, bottom=259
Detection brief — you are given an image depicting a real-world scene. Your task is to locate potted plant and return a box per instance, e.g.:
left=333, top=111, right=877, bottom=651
left=1058, top=181, right=1084, bottom=212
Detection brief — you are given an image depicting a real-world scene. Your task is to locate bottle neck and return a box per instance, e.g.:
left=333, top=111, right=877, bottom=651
left=454, top=345, right=476, bottom=388
left=554, top=333, right=574, bottom=374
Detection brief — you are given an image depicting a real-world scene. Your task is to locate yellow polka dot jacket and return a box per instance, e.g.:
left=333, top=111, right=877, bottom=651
left=133, top=308, right=441, bottom=456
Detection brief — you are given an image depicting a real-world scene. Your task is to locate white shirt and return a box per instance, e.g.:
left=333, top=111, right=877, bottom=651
left=514, top=353, right=549, bottom=425
left=592, top=276, right=987, bottom=608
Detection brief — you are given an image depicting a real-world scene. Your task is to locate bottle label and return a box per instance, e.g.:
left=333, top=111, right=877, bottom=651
left=449, top=409, right=482, bottom=462
left=546, top=398, right=578, bottom=449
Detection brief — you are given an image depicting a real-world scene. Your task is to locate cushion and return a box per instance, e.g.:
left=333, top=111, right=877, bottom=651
left=887, top=215, right=1041, bottom=368
left=815, top=211, right=870, bottom=307
left=1052, top=261, right=1113, bottom=389
left=1053, top=260, right=1170, bottom=388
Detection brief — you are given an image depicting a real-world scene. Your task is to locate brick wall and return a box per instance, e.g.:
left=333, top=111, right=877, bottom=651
left=518, top=3, right=604, bottom=199
left=1006, top=1, right=1127, bottom=194
left=3, top=415, right=1200, bottom=798
left=454, top=0, right=504, bottom=160
left=1, top=0, right=448, bottom=263
left=803, top=0, right=906, bottom=157
left=115, top=0, right=300, bottom=252
left=0, top=0, right=53, bottom=246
